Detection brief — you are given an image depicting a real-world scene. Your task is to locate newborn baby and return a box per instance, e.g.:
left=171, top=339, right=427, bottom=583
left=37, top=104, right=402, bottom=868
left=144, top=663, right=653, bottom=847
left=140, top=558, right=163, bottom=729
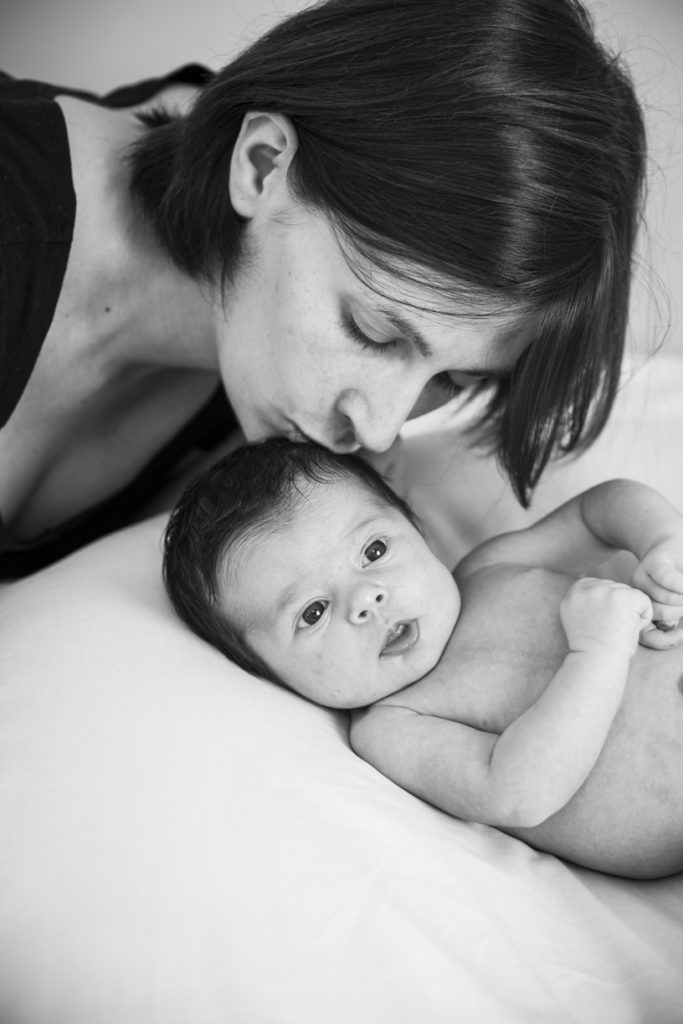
left=164, top=438, right=683, bottom=878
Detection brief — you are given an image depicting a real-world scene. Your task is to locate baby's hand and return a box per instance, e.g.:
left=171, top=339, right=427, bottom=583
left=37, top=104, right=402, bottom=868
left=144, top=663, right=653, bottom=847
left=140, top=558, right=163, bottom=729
left=560, top=578, right=653, bottom=659
left=631, top=540, right=683, bottom=649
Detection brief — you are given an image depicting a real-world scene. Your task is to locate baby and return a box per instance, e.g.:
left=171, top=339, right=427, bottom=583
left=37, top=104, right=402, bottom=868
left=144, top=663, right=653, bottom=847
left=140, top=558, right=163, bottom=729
left=164, top=438, right=683, bottom=878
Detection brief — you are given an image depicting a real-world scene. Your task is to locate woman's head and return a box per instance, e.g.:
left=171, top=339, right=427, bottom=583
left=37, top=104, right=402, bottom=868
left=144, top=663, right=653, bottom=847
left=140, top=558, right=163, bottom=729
left=130, top=0, right=646, bottom=504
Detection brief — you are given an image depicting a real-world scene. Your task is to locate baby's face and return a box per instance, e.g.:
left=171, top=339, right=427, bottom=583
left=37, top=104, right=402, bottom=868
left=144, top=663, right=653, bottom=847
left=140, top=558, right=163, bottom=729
left=221, top=476, right=460, bottom=708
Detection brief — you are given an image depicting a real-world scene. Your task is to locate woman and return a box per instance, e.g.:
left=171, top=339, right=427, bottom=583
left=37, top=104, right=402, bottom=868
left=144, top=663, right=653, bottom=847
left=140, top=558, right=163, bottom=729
left=0, top=0, right=646, bottom=578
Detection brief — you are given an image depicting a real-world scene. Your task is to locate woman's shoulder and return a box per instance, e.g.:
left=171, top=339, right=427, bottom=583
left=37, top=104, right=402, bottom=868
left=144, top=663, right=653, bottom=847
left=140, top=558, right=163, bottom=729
left=0, top=72, right=75, bottom=235
left=0, top=63, right=212, bottom=108
left=0, top=71, right=77, bottom=428
left=98, top=64, right=213, bottom=109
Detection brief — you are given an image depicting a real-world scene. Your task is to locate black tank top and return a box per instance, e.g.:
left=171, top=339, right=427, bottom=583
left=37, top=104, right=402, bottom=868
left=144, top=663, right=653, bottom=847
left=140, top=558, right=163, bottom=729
left=0, top=66, right=237, bottom=577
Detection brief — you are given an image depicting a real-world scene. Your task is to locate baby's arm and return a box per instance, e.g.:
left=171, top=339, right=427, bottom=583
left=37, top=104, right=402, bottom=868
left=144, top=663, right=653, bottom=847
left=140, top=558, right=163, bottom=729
left=458, top=479, right=683, bottom=646
left=351, top=578, right=651, bottom=828
left=588, top=481, right=683, bottom=644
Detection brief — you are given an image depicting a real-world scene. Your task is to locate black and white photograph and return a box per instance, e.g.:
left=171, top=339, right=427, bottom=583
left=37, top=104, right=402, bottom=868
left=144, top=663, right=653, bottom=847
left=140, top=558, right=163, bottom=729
left=1, top=1, right=682, bottom=1021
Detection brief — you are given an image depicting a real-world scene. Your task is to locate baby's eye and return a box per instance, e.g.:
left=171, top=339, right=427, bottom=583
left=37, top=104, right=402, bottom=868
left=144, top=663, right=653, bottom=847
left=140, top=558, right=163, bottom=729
left=363, top=539, right=387, bottom=564
left=298, top=600, right=328, bottom=628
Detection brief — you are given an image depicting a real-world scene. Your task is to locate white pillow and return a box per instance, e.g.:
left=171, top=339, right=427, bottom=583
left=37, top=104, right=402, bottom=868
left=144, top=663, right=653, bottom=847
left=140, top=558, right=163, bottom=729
left=0, top=513, right=681, bottom=1023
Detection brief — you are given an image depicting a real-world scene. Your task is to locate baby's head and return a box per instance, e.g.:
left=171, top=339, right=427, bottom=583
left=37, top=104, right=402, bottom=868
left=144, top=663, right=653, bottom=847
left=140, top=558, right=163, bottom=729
left=164, top=439, right=460, bottom=708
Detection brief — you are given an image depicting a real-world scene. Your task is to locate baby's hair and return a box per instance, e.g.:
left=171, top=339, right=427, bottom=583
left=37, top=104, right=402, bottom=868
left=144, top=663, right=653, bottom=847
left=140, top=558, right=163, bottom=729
left=163, top=438, right=419, bottom=682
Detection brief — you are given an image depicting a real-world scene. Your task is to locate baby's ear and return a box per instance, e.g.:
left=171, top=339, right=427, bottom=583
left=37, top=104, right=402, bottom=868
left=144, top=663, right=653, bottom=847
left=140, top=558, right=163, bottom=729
left=229, top=111, right=298, bottom=218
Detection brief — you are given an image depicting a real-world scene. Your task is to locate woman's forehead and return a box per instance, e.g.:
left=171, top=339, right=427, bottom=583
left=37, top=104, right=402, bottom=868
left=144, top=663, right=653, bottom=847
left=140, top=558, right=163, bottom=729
left=335, top=223, right=526, bottom=320
left=353, top=282, right=534, bottom=375
left=284, top=204, right=530, bottom=333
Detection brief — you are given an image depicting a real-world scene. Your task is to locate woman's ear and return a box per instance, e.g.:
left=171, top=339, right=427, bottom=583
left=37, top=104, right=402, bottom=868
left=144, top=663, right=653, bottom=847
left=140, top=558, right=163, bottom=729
left=229, top=111, right=299, bottom=218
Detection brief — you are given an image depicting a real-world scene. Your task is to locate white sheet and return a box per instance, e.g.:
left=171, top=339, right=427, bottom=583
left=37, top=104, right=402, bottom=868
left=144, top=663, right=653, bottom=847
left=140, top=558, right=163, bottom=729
left=0, top=500, right=681, bottom=1024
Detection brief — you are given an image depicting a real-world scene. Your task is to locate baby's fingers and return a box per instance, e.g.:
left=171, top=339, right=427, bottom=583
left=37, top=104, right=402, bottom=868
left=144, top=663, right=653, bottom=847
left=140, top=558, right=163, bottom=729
left=650, top=602, right=683, bottom=631
left=633, top=555, right=683, bottom=605
left=633, top=588, right=655, bottom=629
left=639, top=622, right=683, bottom=650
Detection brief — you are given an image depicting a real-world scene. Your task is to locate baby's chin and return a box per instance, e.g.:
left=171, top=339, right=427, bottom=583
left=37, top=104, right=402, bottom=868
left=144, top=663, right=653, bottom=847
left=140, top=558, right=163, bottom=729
left=410, top=613, right=458, bottom=677
left=378, top=642, right=447, bottom=694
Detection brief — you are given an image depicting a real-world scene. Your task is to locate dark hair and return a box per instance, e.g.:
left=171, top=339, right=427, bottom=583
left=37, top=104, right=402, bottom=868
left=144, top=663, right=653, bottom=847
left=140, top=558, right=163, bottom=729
left=130, top=0, right=646, bottom=505
left=163, top=437, right=419, bottom=681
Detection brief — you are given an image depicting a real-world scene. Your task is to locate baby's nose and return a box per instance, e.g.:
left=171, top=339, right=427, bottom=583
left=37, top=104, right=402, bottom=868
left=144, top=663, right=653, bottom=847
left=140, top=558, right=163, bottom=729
left=349, top=583, right=388, bottom=624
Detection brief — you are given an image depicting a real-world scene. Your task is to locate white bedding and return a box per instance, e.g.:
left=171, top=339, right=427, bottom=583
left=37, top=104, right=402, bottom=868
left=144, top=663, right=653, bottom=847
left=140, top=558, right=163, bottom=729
left=0, top=503, right=682, bottom=1024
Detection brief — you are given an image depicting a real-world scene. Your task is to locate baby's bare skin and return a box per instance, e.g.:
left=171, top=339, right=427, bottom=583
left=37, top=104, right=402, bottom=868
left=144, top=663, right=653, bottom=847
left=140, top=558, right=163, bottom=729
left=378, top=564, right=683, bottom=878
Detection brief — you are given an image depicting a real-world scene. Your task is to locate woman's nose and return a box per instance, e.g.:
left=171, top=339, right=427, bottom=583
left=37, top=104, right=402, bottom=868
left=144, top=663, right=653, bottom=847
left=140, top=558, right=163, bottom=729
left=348, top=582, right=388, bottom=624
left=334, top=388, right=418, bottom=453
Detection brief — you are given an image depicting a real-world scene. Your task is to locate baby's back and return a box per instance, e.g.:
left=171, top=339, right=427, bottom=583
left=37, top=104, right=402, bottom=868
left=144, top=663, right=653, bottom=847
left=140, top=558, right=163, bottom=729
left=383, top=564, right=683, bottom=877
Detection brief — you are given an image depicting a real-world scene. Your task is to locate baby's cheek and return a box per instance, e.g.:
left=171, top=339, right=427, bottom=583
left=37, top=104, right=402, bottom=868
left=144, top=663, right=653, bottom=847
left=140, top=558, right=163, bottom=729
left=378, top=653, right=422, bottom=696
left=443, top=575, right=462, bottom=631
left=313, top=645, right=361, bottom=705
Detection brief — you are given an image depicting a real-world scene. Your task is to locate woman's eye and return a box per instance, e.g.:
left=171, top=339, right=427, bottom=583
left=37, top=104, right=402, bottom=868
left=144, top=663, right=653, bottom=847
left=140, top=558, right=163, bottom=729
left=342, top=311, right=400, bottom=355
left=298, top=601, right=328, bottom=628
left=363, top=539, right=387, bottom=564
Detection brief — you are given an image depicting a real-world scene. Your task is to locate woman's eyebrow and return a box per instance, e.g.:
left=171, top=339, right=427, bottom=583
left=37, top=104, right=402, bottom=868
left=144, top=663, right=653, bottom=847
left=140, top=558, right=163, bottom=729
left=380, top=309, right=432, bottom=357
left=379, top=308, right=519, bottom=378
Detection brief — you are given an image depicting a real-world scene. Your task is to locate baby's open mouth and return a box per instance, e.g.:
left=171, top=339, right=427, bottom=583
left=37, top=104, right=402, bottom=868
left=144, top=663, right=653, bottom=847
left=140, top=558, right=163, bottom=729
left=380, top=620, right=419, bottom=657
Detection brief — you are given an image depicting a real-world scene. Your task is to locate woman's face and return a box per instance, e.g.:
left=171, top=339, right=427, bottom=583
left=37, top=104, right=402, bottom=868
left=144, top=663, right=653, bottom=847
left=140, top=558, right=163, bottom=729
left=216, top=206, right=529, bottom=454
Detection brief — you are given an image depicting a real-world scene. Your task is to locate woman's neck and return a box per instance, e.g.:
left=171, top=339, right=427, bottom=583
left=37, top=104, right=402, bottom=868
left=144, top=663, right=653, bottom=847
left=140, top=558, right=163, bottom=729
left=55, top=94, right=220, bottom=376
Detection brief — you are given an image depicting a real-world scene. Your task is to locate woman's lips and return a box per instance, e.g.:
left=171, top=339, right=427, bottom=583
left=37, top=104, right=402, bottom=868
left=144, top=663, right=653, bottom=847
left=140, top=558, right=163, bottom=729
left=380, top=620, right=419, bottom=657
